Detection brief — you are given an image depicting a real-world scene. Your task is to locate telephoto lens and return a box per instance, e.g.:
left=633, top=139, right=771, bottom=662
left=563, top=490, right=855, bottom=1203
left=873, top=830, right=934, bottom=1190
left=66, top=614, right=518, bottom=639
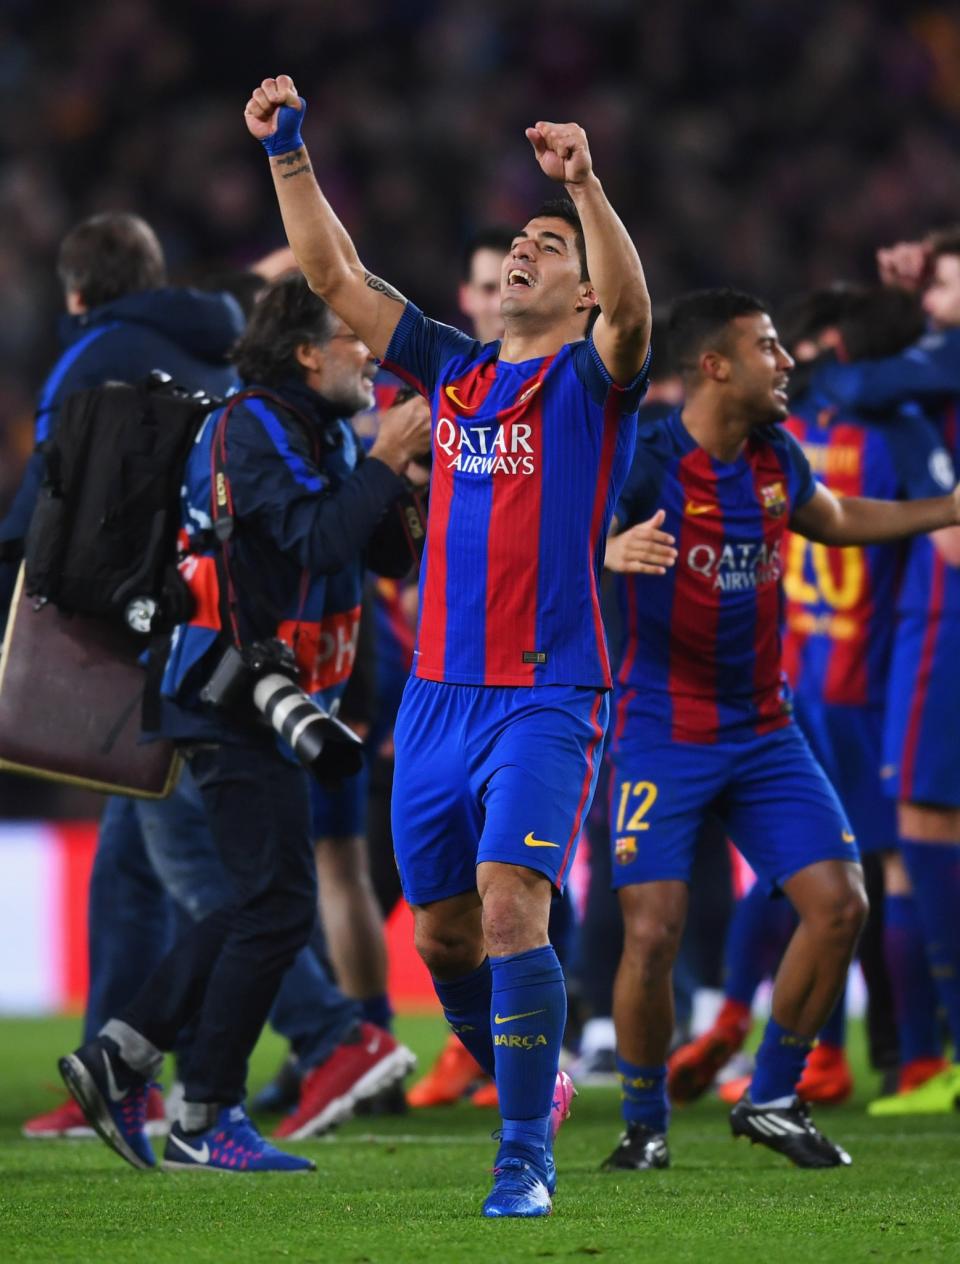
left=252, top=672, right=364, bottom=788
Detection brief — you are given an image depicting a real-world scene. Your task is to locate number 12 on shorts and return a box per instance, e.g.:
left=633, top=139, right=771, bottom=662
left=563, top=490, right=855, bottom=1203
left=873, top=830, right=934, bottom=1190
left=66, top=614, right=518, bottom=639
left=615, top=781, right=658, bottom=832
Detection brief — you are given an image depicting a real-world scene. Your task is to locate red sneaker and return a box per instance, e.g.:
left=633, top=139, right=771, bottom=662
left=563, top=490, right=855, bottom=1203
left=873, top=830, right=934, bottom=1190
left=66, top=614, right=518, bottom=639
left=23, top=1086, right=167, bottom=1139
left=408, top=1033, right=485, bottom=1108
left=667, top=999, right=752, bottom=1104
left=899, top=1055, right=950, bottom=1094
left=274, top=1024, right=416, bottom=1140
left=797, top=1043, right=853, bottom=1106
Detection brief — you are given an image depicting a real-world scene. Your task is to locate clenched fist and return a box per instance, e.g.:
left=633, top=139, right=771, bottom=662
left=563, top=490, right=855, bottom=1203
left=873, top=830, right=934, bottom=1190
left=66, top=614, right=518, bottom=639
left=244, top=75, right=302, bottom=146
left=525, top=121, right=594, bottom=186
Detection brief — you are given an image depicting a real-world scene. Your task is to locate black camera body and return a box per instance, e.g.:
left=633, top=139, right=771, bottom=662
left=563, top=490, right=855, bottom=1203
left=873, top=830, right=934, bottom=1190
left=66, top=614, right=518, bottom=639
left=201, top=638, right=364, bottom=788
left=200, top=638, right=297, bottom=709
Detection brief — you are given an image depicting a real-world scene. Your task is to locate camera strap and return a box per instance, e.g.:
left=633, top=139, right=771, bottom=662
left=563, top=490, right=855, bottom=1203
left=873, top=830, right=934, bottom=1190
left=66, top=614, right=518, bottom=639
left=207, top=389, right=318, bottom=650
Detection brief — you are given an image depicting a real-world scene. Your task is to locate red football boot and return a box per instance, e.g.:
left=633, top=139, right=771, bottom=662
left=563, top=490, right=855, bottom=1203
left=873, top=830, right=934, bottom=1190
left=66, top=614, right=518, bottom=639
left=470, top=1079, right=499, bottom=1108
left=899, top=1054, right=950, bottom=1093
left=408, top=1033, right=486, bottom=1108
left=797, top=1043, right=854, bottom=1105
left=667, top=999, right=752, bottom=1104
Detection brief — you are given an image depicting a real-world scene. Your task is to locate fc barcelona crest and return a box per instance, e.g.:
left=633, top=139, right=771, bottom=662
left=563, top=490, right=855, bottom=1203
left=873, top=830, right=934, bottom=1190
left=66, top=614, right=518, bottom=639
left=759, top=481, right=787, bottom=517
left=615, top=835, right=638, bottom=865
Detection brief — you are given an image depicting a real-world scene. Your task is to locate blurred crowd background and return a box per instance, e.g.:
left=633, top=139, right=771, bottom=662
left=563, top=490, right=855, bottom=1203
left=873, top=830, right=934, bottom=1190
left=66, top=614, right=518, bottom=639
left=3, top=0, right=960, bottom=813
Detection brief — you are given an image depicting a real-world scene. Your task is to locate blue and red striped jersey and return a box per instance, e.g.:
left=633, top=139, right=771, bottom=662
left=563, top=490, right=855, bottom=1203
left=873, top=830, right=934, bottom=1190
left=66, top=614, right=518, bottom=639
left=816, top=339, right=960, bottom=618
left=613, top=410, right=815, bottom=744
left=782, top=390, right=952, bottom=707
left=382, top=303, right=649, bottom=687
left=897, top=401, right=960, bottom=618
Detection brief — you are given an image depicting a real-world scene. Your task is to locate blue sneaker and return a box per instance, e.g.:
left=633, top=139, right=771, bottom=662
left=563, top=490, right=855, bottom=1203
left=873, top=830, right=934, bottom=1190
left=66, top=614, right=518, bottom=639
left=58, top=1037, right=155, bottom=1170
left=163, top=1105, right=315, bottom=1173
left=483, top=1148, right=552, bottom=1218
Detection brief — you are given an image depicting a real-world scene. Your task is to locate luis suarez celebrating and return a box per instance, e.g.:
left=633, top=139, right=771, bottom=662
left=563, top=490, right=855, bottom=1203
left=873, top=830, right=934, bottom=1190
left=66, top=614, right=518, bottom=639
left=245, top=74, right=651, bottom=1217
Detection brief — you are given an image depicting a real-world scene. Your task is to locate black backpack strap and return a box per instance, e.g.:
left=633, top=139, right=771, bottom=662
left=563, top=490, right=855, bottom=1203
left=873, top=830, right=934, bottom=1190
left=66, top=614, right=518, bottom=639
left=208, top=389, right=319, bottom=648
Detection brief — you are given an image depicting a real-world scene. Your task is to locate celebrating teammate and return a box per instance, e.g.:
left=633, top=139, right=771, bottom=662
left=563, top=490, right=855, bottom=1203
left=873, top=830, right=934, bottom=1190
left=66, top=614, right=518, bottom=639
left=602, top=288, right=960, bottom=1172
left=245, top=75, right=652, bottom=1217
left=817, top=230, right=960, bottom=1113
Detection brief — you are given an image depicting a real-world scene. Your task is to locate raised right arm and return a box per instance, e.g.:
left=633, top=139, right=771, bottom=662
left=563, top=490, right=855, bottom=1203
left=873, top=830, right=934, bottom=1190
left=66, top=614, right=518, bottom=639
left=245, top=75, right=406, bottom=358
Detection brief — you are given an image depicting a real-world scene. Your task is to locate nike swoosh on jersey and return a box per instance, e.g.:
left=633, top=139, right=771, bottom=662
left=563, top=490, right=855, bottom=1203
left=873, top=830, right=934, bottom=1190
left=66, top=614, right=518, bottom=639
left=444, top=385, right=476, bottom=410
left=524, top=831, right=559, bottom=848
left=517, top=382, right=542, bottom=405
left=102, top=1050, right=126, bottom=1103
left=842, top=831, right=856, bottom=844
left=494, top=1009, right=547, bottom=1025
left=684, top=501, right=714, bottom=516
left=169, top=1133, right=211, bottom=1163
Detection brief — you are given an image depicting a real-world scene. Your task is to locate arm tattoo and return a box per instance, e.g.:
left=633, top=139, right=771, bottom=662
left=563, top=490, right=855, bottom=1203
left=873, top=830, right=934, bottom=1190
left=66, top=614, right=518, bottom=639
left=364, top=271, right=406, bottom=305
left=275, top=149, right=305, bottom=167
left=280, top=163, right=312, bottom=180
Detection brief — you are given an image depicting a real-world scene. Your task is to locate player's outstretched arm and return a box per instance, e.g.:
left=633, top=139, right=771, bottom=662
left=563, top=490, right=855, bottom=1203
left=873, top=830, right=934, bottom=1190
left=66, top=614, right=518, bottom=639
left=245, top=76, right=405, bottom=359
left=792, top=482, right=960, bottom=552
left=604, top=511, right=677, bottom=575
left=526, top=121, right=651, bottom=384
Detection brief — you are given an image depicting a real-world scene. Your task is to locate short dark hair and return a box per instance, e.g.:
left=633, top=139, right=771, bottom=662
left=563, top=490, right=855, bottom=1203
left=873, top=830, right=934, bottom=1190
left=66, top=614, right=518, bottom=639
left=57, top=212, right=167, bottom=309
left=668, top=288, right=769, bottom=376
left=778, top=283, right=924, bottom=362
left=838, top=285, right=925, bottom=362
left=231, top=274, right=338, bottom=385
left=777, top=284, right=861, bottom=355
left=927, top=225, right=960, bottom=261
left=461, top=227, right=515, bottom=281
left=530, top=198, right=588, bottom=281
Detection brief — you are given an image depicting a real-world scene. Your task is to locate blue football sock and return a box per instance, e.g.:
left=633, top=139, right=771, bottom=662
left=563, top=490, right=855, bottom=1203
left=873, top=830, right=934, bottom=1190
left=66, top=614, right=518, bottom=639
left=884, top=892, right=942, bottom=1064
left=817, top=988, right=846, bottom=1049
left=724, top=884, right=795, bottom=1007
left=750, top=1018, right=814, bottom=1104
left=490, top=946, right=565, bottom=1152
left=616, top=1057, right=669, bottom=1133
left=432, top=958, right=494, bottom=1076
left=359, top=994, right=393, bottom=1033
left=900, top=841, right=960, bottom=1056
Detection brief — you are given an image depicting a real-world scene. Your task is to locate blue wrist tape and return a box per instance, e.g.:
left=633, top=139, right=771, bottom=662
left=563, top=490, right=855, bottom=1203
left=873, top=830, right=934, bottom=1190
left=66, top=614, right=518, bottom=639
left=261, top=97, right=306, bottom=157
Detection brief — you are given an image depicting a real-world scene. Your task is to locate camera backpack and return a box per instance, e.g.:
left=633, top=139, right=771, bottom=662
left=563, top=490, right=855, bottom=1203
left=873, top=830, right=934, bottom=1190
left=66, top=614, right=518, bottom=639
left=24, top=371, right=220, bottom=632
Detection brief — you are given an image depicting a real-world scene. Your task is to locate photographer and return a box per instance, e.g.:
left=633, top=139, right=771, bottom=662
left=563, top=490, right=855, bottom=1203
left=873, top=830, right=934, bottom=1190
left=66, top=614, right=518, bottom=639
left=60, top=275, right=430, bottom=1174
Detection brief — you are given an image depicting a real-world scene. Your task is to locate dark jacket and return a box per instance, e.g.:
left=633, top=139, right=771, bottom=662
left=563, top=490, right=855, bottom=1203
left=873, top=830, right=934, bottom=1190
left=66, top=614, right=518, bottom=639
left=159, top=377, right=420, bottom=743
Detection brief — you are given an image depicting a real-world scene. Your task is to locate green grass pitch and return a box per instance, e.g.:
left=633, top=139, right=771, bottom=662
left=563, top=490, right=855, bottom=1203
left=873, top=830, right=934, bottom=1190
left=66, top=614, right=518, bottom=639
left=1, top=1014, right=956, bottom=1262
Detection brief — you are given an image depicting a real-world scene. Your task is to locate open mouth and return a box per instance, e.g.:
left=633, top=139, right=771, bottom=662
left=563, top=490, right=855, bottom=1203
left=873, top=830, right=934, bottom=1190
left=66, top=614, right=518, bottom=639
left=507, top=268, right=536, bottom=289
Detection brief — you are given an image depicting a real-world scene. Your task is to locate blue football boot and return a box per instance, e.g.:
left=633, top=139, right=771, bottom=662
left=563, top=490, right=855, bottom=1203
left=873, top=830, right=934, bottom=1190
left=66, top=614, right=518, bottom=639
left=58, top=1037, right=156, bottom=1170
left=163, top=1104, right=315, bottom=1173
left=483, top=1145, right=552, bottom=1218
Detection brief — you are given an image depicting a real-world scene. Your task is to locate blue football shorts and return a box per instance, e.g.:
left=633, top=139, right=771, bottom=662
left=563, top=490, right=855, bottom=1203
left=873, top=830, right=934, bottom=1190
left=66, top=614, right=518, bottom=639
left=391, top=677, right=608, bottom=906
left=883, top=611, right=960, bottom=807
left=792, top=695, right=896, bottom=854
left=609, top=719, right=858, bottom=890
